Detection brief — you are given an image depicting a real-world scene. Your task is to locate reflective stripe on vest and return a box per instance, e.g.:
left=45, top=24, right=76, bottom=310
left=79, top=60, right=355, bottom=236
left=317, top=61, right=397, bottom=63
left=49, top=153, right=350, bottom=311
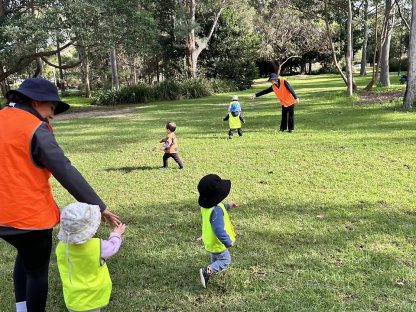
left=0, top=107, right=59, bottom=229
left=272, top=79, right=296, bottom=107
left=201, top=203, right=236, bottom=253
left=56, top=238, right=112, bottom=311
left=228, top=113, right=242, bottom=129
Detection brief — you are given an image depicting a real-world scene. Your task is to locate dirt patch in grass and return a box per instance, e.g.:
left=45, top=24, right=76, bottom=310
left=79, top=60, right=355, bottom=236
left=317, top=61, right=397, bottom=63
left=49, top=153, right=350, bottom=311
left=55, top=106, right=136, bottom=120
left=358, top=89, right=404, bottom=105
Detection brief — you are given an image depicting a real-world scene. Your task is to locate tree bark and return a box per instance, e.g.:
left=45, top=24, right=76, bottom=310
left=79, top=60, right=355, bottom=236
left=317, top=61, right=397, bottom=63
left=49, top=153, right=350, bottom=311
left=380, top=0, right=396, bottom=86
left=360, top=0, right=369, bottom=76
left=403, top=0, right=416, bottom=109
left=346, top=0, right=354, bottom=96
left=185, top=0, right=227, bottom=78
left=79, top=46, right=91, bottom=98
left=57, top=40, right=65, bottom=92
left=324, top=0, right=356, bottom=92
left=110, top=48, right=119, bottom=91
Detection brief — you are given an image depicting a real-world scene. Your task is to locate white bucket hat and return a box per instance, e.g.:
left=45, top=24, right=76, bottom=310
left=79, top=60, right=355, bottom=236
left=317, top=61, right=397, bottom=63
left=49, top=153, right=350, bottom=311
left=58, top=202, right=101, bottom=244
left=232, top=95, right=238, bottom=101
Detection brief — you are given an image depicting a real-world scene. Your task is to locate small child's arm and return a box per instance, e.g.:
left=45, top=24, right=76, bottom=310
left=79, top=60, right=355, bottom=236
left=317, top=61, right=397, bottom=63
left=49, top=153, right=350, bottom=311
left=100, top=223, right=126, bottom=263
left=239, top=112, right=245, bottom=123
left=223, top=114, right=229, bottom=121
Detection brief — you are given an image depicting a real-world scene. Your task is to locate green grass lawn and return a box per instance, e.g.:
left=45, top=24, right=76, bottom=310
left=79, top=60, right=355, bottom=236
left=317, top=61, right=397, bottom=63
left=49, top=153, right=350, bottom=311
left=0, top=74, right=415, bottom=311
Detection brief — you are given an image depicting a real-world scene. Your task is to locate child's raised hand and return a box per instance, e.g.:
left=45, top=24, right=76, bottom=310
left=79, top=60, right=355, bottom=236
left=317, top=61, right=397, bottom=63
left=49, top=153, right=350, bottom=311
left=113, top=223, right=126, bottom=236
left=228, top=201, right=239, bottom=208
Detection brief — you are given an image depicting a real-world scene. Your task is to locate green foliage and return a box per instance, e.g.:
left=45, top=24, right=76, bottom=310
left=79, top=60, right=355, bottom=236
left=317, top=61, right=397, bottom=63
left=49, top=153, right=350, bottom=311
left=153, top=80, right=183, bottom=101
left=180, top=79, right=213, bottom=99
left=389, top=57, right=409, bottom=72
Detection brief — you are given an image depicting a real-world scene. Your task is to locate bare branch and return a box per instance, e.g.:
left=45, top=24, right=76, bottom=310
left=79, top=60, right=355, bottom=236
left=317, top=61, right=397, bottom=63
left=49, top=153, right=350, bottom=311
left=394, top=0, right=410, bottom=31
left=40, top=56, right=83, bottom=69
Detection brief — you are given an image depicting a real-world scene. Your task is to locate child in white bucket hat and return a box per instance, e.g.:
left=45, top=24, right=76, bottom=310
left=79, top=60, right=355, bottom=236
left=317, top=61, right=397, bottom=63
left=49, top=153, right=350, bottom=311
left=55, top=202, right=126, bottom=312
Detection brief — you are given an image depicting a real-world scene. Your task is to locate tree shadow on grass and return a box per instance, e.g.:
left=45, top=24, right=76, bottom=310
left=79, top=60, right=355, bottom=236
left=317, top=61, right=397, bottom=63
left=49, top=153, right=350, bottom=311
left=105, top=166, right=158, bottom=173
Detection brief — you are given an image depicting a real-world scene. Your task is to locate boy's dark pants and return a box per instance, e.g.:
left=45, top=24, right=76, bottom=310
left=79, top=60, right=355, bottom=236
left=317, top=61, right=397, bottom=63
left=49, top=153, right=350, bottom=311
left=280, top=105, right=294, bottom=131
left=163, top=153, right=184, bottom=168
left=228, top=128, right=243, bottom=138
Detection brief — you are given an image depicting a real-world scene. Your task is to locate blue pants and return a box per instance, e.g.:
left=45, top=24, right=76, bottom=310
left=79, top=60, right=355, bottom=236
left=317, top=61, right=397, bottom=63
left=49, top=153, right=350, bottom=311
left=209, top=249, right=231, bottom=272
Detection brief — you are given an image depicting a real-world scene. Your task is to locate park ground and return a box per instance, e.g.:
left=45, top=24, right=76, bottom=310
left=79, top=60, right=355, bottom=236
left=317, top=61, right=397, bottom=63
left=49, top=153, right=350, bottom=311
left=0, top=74, right=415, bottom=311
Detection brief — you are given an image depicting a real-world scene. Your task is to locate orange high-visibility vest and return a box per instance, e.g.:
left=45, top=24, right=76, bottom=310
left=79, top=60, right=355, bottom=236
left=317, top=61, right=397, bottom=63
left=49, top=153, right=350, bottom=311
left=272, top=79, right=296, bottom=107
left=0, top=107, right=59, bottom=230
left=165, top=132, right=178, bottom=154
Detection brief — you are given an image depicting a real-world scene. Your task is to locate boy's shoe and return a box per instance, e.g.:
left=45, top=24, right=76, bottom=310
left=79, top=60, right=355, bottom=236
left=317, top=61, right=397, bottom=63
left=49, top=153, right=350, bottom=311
left=199, top=267, right=210, bottom=288
left=228, top=136, right=233, bottom=139
left=159, top=166, right=168, bottom=170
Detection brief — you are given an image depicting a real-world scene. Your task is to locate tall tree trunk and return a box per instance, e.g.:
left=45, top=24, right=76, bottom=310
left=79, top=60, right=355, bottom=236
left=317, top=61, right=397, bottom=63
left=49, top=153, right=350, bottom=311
left=308, top=61, right=312, bottom=74
left=110, top=48, right=119, bottom=91
left=380, top=0, right=396, bottom=86
left=185, top=0, right=196, bottom=78
left=33, top=56, right=43, bottom=78
left=360, top=0, right=369, bottom=76
left=366, top=2, right=386, bottom=91
left=324, top=0, right=348, bottom=85
left=131, top=58, right=137, bottom=85
left=0, top=64, right=9, bottom=96
left=346, top=0, right=354, bottom=96
left=56, top=40, right=65, bottom=92
left=403, top=0, right=416, bottom=109
left=79, top=46, right=91, bottom=98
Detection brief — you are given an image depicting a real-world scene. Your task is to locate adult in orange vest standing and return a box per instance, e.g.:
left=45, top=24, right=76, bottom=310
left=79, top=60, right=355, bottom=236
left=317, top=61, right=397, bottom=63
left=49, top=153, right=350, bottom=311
left=0, top=78, right=121, bottom=312
left=250, top=73, right=299, bottom=132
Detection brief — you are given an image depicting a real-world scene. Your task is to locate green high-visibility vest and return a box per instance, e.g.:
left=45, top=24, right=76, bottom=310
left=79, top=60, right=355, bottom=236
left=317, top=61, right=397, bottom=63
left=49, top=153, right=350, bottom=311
left=201, top=202, right=236, bottom=253
left=228, top=113, right=241, bottom=129
left=56, top=238, right=112, bottom=311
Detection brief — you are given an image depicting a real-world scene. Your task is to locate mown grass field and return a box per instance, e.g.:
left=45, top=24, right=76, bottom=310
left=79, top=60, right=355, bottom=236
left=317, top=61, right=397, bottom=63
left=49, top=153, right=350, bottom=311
left=0, top=74, right=415, bottom=311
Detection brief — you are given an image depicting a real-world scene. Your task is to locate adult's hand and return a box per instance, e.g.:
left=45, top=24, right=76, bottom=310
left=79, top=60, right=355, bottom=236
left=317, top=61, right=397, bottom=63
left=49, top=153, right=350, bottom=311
left=102, top=209, right=122, bottom=227
left=295, top=98, right=299, bottom=104
left=249, top=94, right=256, bottom=100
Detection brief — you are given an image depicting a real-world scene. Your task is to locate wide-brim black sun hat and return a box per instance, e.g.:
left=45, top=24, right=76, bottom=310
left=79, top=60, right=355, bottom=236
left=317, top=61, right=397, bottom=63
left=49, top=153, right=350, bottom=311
left=198, top=174, right=231, bottom=208
left=6, top=78, right=70, bottom=115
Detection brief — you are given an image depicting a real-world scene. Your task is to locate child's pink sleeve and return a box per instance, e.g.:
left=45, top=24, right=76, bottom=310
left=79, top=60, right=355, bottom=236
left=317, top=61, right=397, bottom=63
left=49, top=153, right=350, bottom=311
left=100, top=232, right=122, bottom=262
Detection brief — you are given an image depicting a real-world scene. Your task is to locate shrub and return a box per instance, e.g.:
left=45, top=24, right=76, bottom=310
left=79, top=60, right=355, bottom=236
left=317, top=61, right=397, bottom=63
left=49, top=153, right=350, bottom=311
left=181, top=79, right=213, bottom=99
left=153, top=80, right=182, bottom=101
left=92, top=78, right=235, bottom=105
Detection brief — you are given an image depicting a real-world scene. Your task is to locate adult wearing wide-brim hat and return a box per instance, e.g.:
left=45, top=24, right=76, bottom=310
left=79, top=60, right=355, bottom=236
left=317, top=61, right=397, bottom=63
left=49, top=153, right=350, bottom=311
left=250, top=73, right=299, bottom=133
left=0, top=78, right=121, bottom=312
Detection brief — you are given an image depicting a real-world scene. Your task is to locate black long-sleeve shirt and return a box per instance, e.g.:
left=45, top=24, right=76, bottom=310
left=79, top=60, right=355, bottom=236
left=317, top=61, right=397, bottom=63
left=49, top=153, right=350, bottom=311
left=255, top=80, right=298, bottom=99
left=0, top=104, right=106, bottom=235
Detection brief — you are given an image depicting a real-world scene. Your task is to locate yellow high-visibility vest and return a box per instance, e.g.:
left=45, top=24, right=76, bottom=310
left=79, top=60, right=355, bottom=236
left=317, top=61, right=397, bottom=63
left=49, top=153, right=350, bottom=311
left=56, top=238, right=112, bottom=311
left=201, top=203, right=235, bottom=253
left=228, top=113, right=242, bottom=129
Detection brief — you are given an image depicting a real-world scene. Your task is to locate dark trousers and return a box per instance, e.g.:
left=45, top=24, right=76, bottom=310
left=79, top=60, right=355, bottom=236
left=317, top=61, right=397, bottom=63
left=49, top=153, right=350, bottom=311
left=228, top=128, right=243, bottom=138
left=1, top=229, right=52, bottom=312
left=163, top=153, right=184, bottom=168
left=280, top=105, right=294, bottom=131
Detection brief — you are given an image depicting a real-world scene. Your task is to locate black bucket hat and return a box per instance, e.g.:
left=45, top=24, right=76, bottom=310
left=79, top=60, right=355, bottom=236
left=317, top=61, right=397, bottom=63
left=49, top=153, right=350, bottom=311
left=6, top=78, right=70, bottom=115
left=198, top=174, right=231, bottom=208
left=268, top=73, right=278, bottom=81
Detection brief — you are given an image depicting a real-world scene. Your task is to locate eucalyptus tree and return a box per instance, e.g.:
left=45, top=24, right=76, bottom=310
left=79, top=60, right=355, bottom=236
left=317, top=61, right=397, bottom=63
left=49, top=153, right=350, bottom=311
left=253, top=0, right=327, bottom=76
left=403, top=0, right=415, bottom=109
left=380, top=0, right=396, bottom=86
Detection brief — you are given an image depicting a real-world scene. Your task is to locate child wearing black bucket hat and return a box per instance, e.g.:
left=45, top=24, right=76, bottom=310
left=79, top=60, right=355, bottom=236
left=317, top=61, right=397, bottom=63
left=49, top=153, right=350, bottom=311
left=197, top=174, right=238, bottom=288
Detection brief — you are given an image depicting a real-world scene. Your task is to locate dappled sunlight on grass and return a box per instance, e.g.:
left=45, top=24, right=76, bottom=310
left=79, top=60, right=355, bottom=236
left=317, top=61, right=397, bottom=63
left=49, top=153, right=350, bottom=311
left=0, top=74, right=414, bottom=311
